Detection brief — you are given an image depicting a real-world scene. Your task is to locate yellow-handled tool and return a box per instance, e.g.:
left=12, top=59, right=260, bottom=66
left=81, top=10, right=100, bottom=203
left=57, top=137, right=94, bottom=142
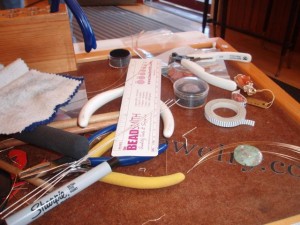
left=88, top=126, right=185, bottom=189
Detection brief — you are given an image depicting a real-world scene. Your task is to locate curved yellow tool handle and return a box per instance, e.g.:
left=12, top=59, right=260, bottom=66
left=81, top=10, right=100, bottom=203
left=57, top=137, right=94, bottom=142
left=88, top=131, right=115, bottom=157
left=100, top=172, right=185, bottom=189
left=89, top=131, right=185, bottom=189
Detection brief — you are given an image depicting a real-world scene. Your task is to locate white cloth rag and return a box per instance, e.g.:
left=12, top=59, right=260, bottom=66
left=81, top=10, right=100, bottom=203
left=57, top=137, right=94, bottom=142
left=0, top=59, right=83, bottom=135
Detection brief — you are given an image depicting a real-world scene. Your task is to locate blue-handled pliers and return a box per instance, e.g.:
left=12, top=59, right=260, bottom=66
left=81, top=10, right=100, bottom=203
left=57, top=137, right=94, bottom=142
left=19, top=124, right=185, bottom=189
left=87, top=124, right=168, bottom=167
left=88, top=143, right=168, bottom=167
left=50, top=0, right=97, bottom=53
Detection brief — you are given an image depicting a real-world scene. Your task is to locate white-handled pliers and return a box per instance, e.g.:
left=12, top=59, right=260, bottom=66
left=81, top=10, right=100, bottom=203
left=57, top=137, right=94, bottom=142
left=78, top=86, right=175, bottom=138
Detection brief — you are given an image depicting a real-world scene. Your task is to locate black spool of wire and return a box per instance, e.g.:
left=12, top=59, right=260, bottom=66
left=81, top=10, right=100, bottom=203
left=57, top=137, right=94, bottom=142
left=109, top=49, right=131, bottom=68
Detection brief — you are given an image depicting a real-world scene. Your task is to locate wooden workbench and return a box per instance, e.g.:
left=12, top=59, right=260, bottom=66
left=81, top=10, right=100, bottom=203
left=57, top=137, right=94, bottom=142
left=2, top=37, right=300, bottom=225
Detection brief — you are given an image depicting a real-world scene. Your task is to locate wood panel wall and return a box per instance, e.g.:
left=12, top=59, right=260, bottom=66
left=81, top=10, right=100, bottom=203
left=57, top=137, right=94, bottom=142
left=224, top=0, right=297, bottom=44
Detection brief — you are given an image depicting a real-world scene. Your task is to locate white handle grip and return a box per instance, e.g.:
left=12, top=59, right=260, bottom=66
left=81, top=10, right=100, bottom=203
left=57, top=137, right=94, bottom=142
left=181, top=59, right=237, bottom=91
left=78, top=87, right=175, bottom=138
left=78, top=87, right=124, bottom=127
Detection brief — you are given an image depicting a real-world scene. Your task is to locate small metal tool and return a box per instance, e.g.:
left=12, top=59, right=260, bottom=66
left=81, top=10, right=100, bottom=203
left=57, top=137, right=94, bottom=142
left=18, top=161, right=88, bottom=180
left=168, top=51, right=252, bottom=64
left=168, top=51, right=252, bottom=91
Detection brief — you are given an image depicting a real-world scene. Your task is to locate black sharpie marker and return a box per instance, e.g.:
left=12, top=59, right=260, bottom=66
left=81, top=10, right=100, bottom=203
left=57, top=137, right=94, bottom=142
left=4, top=158, right=118, bottom=225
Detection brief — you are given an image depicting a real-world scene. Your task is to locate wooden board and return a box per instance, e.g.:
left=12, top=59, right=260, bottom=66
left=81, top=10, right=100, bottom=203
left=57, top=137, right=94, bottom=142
left=0, top=4, right=77, bottom=73
left=74, top=36, right=300, bottom=126
left=24, top=0, right=43, bottom=7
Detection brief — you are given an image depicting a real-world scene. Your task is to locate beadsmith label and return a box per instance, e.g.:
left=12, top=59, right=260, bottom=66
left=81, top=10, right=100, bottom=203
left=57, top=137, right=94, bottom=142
left=112, top=59, right=161, bottom=157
